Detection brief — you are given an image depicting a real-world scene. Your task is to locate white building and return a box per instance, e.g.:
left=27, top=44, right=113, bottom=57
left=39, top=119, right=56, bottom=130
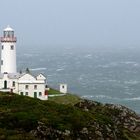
left=60, top=84, right=67, bottom=94
left=0, top=26, right=48, bottom=100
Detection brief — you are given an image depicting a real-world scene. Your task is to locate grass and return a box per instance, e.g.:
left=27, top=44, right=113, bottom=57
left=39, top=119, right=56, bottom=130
left=48, top=93, right=81, bottom=105
left=47, top=88, right=81, bottom=105
left=0, top=92, right=92, bottom=139
left=48, top=88, right=62, bottom=95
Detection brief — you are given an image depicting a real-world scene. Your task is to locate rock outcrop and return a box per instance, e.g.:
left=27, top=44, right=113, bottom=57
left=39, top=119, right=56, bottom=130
left=30, top=99, right=140, bottom=140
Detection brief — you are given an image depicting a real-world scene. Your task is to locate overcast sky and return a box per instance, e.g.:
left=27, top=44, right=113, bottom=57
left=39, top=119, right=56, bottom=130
left=0, top=0, right=140, bottom=48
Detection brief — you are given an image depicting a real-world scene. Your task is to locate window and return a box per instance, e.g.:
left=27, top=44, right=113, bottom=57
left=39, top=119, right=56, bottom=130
left=39, top=92, right=42, bottom=96
left=4, top=31, right=6, bottom=37
left=2, top=46, right=4, bottom=50
left=34, top=92, right=37, bottom=98
left=1, top=60, right=3, bottom=65
left=20, top=92, right=23, bottom=96
left=25, top=92, right=28, bottom=96
left=11, top=45, right=14, bottom=50
left=25, top=85, right=29, bottom=89
left=62, top=85, right=64, bottom=88
left=12, top=81, right=15, bottom=87
left=7, top=32, right=10, bottom=38
left=34, top=85, right=37, bottom=89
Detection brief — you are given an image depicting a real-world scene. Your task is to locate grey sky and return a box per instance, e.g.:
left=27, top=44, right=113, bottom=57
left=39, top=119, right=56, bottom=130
left=0, top=0, right=140, bottom=48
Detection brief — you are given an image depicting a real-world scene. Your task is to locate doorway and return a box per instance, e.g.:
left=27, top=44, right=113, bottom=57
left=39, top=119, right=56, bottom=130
left=4, top=80, right=7, bottom=89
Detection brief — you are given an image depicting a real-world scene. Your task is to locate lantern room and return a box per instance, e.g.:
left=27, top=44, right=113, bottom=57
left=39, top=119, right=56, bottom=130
left=1, top=25, right=17, bottom=42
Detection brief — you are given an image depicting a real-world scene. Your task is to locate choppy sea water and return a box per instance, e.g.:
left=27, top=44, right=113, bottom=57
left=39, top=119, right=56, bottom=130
left=17, top=45, right=140, bottom=113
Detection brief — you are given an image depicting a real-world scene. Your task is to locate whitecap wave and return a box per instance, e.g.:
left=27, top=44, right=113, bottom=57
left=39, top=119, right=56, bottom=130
left=84, top=54, right=92, bottom=58
left=56, top=68, right=64, bottom=71
left=121, top=61, right=137, bottom=64
left=82, top=95, right=140, bottom=101
left=120, top=61, right=140, bottom=67
left=124, top=80, right=140, bottom=85
left=124, top=92, right=134, bottom=95
left=23, top=53, right=33, bottom=57
left=30, top=68, right=47, bottom=71
left=96, top=62, right=118, bottom=68
left=81, top=95, right=120, bottom=100
left=124, top=97, right=140, bottom=101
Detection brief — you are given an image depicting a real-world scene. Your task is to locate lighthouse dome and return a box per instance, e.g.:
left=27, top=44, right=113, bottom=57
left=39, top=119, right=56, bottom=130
left=4, top=25, right=14, bottom=31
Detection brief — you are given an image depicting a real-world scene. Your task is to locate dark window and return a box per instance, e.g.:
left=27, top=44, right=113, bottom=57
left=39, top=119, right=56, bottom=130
left=12, top=31, right=14, bottom=37
left=2, top=46, right=4, bottom=50
left=8, top=32, right=10, bottom=38
left=34, top=92, right=37, bottom=98
left=25, top=92, right=28, bottom=96
left=20, top=92, right=23, bottom=96
left=62, top=86, right=64, bottom=88
left=34, top=85, right=37, bottom=89
left=12, top=81, right=15, bottom=87
left=25, top=85, right=29, bottom=89
left=39, top=92, right=42, bottom=96
left=4, top=31, right=6, bottom=37
left=11, top=45, right=14, bottom=50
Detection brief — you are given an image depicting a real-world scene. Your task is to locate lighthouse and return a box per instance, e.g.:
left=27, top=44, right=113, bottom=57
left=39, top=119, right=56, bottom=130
left=0, top=26, right=47, bottom=100
left=0, top=25, right=17, bottom=73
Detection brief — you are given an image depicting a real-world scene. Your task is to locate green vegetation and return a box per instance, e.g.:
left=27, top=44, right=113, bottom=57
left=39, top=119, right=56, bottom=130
left=0, top=91, right=139, bottom=139
left=48, top=88, right=81, bottom=105
left=0, top=92, right=92, bottom=139
left=48, top=88, right=62, bottom=95
left=49, top=93, right=81, bottom=105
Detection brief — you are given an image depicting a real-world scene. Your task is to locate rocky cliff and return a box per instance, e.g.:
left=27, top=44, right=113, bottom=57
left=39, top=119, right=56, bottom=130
left=30, top=99, right=140, bottom=140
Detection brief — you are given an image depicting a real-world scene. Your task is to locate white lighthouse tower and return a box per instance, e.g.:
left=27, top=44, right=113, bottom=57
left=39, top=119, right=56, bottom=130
left=0, top=25, right=17, bottom=73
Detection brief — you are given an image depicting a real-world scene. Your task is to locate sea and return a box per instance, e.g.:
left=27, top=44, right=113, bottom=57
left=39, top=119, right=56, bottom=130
left=17, top=45, right=140, bottom=113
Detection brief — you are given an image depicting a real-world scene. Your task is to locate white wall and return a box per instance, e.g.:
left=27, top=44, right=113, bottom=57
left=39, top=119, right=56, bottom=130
left=1, top=42, right=16, bottom=73
left=18, top=83, right=45, bottom=98
left=60, top=84, right=67, bottom=94
left=0, top=73, right=48, bottom=100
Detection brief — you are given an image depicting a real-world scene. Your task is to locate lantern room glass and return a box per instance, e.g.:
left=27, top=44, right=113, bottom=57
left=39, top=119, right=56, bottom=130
left=4, top=31, right=14, bottom=38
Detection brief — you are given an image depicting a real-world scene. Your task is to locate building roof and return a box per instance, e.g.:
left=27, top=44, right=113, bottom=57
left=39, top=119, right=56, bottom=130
left=36, top=73, right=46, bottom=80
left=18, top=80, right=45, bottom=84
left=4, top=25, right=14, bottom=31
left=8, top=73, right=21, bottom=79
left=0, top=72, right=46, bottom=82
